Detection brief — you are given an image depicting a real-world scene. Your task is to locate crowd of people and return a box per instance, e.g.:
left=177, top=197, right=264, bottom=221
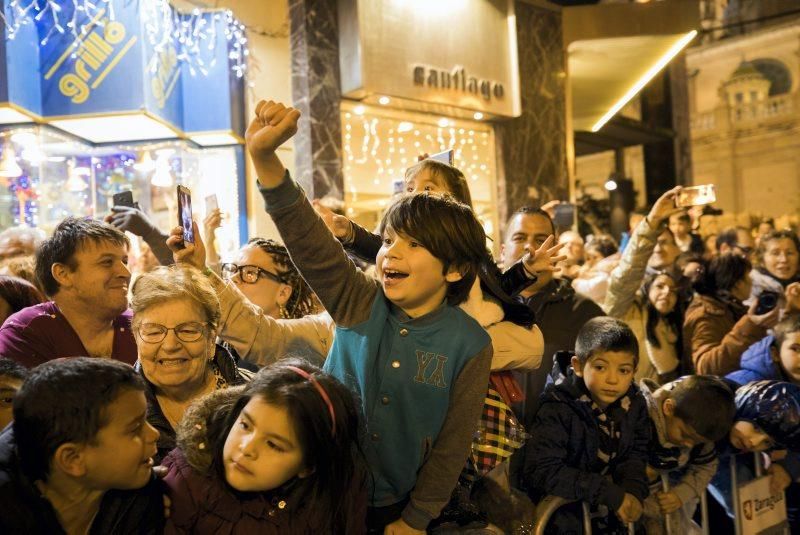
left=0, top=98, right=798, bottom=534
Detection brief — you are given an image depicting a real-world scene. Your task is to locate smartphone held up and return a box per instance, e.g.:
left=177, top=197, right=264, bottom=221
left=177, top=185, right=194, bottom=247
left=676, top=184, right=716, bottom=208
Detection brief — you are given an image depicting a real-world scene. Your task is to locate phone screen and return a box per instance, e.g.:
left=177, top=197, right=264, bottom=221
left=177, top=186, right=194, bottom=244
left=676, top=185, right=717, bottom=207
left=112, top=191, right=135, bottom=208
left=429, top=149, right=454, bottom=166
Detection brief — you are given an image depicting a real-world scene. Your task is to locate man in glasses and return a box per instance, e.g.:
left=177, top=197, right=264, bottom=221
left=0, top=218, right=137, bottom=368
left=716, top=227, right=755, bottom=260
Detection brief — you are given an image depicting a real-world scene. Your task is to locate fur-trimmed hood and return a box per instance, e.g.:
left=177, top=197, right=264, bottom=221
left=173, top=385, right=247, bottom=475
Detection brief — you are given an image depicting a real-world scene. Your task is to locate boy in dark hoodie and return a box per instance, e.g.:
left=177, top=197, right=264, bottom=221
left=0, top=358, right=164, bottom=534
left=523, top=317, right=650, bottom=534
left=639, top=375, right=735, bottom=534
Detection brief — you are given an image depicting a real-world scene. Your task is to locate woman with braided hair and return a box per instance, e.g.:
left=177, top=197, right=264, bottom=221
left=168, top=226, right=335, bottom=369
left=222, top=238, right=318, bottom=320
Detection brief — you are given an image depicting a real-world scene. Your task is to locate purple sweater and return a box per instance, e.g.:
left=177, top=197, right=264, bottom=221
left=0, top=302, right=137, bottom=368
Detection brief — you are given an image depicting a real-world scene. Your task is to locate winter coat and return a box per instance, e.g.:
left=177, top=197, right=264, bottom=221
left=0, top=426, right=164, bottom=534
left=514, top=279, right=605, bottom=425
left=683, top=294, right=767, bottom=376
left=521, top=352, right=650, bottom=511
left=137, top=344, right=252, bottom=463
left=161, top=387, right=365, bottom=534
left=726, top=335, right=788, bottom=386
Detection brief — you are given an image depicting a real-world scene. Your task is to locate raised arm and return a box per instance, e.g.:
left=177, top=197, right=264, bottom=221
left=604, top=187, right=681, bottom=318
left=245, top=100, right=379, bottom=326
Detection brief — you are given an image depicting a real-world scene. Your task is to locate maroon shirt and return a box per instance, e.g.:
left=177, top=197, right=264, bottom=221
left=0, top=301, right=137, bottom=368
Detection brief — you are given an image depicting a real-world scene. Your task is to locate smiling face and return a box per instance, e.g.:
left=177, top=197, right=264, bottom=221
left=58, top=239, right=131, bottom=317
left=776, top=332, right=800, bottom=384
left=762, top=237, right=799, bottom=281
left=81, top=388, right=159, bottom=490
left=648, top=230, right=680, bottom=270
left=376, top=226, right=461, bottom=318
left=648, top=274, right=678, bottom=315
left=730, top=420, right=774, bottom=452
left=223, top=396, right=308, bottom=492
left=571, top=351, right=636, bottom=409
left=232, top=246, right=291, bottom=318
left=135, top=298, right=215, bottom=394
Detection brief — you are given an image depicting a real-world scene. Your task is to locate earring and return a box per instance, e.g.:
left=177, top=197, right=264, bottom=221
left=278, top=303, right=288, bottom=319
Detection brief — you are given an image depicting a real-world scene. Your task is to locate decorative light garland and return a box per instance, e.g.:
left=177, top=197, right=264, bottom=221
left=1, top=0, right=249, bottom=79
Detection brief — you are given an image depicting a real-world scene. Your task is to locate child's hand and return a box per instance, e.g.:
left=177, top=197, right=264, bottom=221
left=522, top=235, right=566, bottom=278
left=312, top=200, right=352, bottom=240
left=245, top=99, right=301, bottom=187
left=384, top=518, right=425, bottom=535
left=166, top=222, right=206, bottom=270
left=767, top=463, right=792, bottom=495
left=616, top=493, right=643, bottom=523
left=656, top=491, right=683, bottom=514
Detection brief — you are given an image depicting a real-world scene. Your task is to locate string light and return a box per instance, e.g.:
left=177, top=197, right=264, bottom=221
left=2, top=0, right=249, bottom=79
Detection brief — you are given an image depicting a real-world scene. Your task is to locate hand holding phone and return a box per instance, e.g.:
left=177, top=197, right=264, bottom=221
left=177, top=185, right=194, bottom=247
left=205, top=194, right=219, bottom=215
left=112, top=190, right=135, bottom=208
left=676, top=185, right=716, bottom=208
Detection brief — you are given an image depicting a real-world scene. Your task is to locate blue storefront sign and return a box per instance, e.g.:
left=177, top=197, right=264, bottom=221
left=1, top=0, right=244, bottom=142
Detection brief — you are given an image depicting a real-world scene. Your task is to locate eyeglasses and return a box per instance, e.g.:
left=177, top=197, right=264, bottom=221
left=135, top=322, right=208, bottom=344
left=221, top=263, right=285, bottom=285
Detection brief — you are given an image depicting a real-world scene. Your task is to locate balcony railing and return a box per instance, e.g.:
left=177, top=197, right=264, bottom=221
left=691, top=93, right=796, bottom=133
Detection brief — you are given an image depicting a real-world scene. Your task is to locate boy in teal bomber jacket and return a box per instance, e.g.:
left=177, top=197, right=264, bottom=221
left=245, top=99, right=493, bottom=533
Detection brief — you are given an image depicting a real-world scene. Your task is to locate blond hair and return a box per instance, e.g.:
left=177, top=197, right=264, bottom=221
left=130, top=265, right=221, bottom=331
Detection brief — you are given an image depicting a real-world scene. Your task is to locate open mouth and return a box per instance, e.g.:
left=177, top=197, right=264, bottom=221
left=383, top=269, right=409, bottom=282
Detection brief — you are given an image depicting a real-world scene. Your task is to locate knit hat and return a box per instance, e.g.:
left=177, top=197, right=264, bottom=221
left=735, top=381, right=800, bottom=450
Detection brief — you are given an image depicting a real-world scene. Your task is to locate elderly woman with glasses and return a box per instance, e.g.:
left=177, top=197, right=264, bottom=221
left=131, top=265, right=251, bottom=462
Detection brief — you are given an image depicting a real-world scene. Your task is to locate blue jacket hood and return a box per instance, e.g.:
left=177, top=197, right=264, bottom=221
left=726, top=335, right=780, bottom=386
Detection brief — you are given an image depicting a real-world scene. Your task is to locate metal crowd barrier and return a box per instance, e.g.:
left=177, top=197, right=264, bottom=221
left=532, top=495, right=634, bottom=535
left=533, top=476, right=711, bottom=535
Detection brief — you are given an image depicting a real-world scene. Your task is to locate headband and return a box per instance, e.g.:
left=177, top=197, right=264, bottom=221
left=286, top=366, right=336, bottom=436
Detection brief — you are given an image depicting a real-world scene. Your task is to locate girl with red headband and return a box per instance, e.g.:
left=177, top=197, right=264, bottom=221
left=160, top=358, right=368, bottom=534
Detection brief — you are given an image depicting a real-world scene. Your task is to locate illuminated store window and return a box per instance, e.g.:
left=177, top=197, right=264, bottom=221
left=0, top=125, right=241, bottom=258
left=340, top=102, right=499, bottom=250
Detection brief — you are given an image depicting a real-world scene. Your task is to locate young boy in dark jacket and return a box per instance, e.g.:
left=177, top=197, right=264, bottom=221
left=523, top=317, right=650, bottom=533
left=0, top=358, right=163, bottom=534
left=640, top=375, right=735, bottom=534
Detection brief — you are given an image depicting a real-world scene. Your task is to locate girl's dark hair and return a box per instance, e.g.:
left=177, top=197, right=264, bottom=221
left=208, top=359, right=367, bottom=533
left=379, top=193, right=487, bottom=306
left=245, top=238, right=316, bottom=318
left=405, top=159, right=473, bottom=209
left=695, top=253, right=752, bottom=296
left=0, top=275, right=44, bottom=314
left=641, top=270, right=685, bottom=350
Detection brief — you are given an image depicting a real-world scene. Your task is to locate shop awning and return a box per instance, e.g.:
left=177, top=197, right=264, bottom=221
left=574, top=115, right=673, bottom=156
left=563, top=0, right=699, bottom=134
